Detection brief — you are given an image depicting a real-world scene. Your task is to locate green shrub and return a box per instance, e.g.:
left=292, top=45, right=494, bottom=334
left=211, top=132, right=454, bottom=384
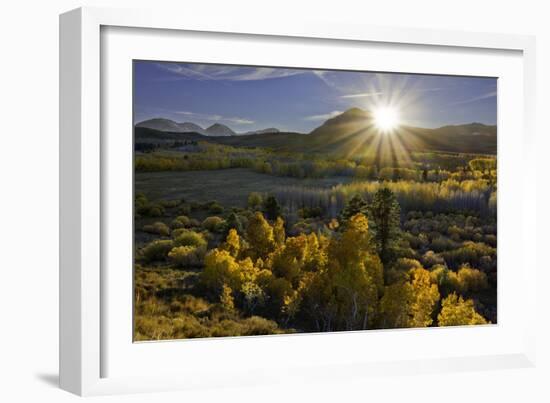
left=483, top=234, right=497, bottom=247
left=142, top=222, right=170, bottom=236
left=135, top=193, right=165, bottom=217
left=171, top=215, right=191, bottom=229
left=456, top=266, right=489, bottom=293
left=135, top=193, right=150, bottom=215
left=393, top=258, right=423, bottom=272
left=178, top=203, right=191, bottom=215
left=421, top=250, right=445, bottom=268
left=208, top=202, right=224, bottom=214
left=159, top=199, right=181, bottom=208
left=240, top=316, right=280, bottom=335
left=142, top=240, right=174, bottom=262
left=247, top=192, right=263, bottom=209
left=429, top=265, right=460, bottom=294
left=189, top=218, right=201, bottom=227
left=202, top=216, right=226, bottom=232
left=440, top=241, right=495, bottom=270
left=147, top=204, right=165, bottom=217
left=431, top=236, right=458, bottom=252
left=174, top=231, right=207, bottom=249
left=168, top=245, right=206, bottom=267
left=171, top=228, right=188, bottom=238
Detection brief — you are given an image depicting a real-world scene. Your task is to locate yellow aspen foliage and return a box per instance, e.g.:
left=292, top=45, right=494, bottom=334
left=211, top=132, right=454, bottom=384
left=270, top=234, right=307, bottom=282
left=379, top=281, right=414, bottom=329
left=221, top=228, right=241, bottom=258
left=325, top=213, right=383, bottom=329
left=330, top=214, right=383, bottom=291
left=409, top=267, right=440, bottom=327
left=202, top=249, right=261, bottom=292
left=437, top=293, right=489, bottom=326
left=380, top=267, right=440, bottom=328
left=238, top=257, right=260, bottom=284
left=246, top=212, right=276, bottom=260
left=273, top=217, right=286, bottom=247
left=202, top=249, right=241, bottom=291
left=220, top=283, right=235, bottom=311
left=303, top=233, right=328, bottom=272
left=337, top=213, right=373, bottom=258
left=268, top=230, right=327, bottom=285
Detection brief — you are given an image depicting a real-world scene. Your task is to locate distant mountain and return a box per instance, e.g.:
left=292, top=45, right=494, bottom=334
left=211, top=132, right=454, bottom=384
left=135, top=108, right=496, bottom=155
left=136, top=118, right=186, bottom=133
left=305, top=108, right=496, bottom=155
left=135, top=118, right=285, bottom=138
left=178, top=122, right=205, bottom=134
left=205, top=123, right=235, bottom=136
left=307, top=108, right=375, bottom=152
left=241, top=128, right=280, bottom=135
left=136, top=118, right=206, bottom=134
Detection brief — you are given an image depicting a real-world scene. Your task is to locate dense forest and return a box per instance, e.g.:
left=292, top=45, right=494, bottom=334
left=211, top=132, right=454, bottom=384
left=133, top=136, right=496, bottom=340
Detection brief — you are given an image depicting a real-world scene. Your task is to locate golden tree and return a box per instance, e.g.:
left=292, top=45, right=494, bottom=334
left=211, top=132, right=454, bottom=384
left=221, top=228, right=242, bottom=258
left=437, top=293, right=488, bottom=326
left=379, top=281, right=414, bottom=328
left=409, top=268, right=440, bottom=327
left=379, top=267, right=440, bottom=328
left=273, top=217, right=286, bottom=247
left=246, top=212, right=276, bottom=260
left=324, top=213, right=384, bottom=330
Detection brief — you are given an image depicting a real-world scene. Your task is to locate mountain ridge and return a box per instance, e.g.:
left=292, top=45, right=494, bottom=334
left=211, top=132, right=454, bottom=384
left=135, top=108, right=496, bottom=155
left=135, top=118, right=281, bottom=137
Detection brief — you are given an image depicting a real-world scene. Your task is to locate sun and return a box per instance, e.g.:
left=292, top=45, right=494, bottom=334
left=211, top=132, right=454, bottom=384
left=373, top=106, right=400, bottom=133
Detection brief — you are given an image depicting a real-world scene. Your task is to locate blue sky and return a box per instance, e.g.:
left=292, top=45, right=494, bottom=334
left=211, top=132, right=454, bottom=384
left=134, top=61, right=497, bottom=133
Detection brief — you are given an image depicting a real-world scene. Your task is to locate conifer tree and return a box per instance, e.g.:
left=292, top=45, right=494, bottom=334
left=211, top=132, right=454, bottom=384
left=262, top=195, right=281, bottom=220
left=339, top=194, right=369, bottom=225
left=368, top=188, right=401, bottom=265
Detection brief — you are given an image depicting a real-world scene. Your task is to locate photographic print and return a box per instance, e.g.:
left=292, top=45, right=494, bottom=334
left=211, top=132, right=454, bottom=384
left=133, top=61, right=497, bottom=341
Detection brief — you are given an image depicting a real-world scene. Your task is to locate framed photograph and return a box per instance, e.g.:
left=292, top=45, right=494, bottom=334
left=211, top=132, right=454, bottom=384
left=60, top=7, right=537, bottom=396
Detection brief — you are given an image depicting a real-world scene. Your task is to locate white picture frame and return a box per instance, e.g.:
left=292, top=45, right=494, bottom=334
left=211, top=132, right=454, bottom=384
left=60, top=6, right=537, bottom=396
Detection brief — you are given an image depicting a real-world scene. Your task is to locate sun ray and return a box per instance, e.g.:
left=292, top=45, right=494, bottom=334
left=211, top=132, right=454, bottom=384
left=373, top=106, right=400, bottom=132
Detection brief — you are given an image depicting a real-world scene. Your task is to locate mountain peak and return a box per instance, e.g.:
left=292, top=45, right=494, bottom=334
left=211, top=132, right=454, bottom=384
left=205, top=123, right=236, bottom=137
left=136, top=118, right=182, bottom=132
left=314, top=108, right=373, bottom=129
left=342, top=107, right=368, bottom=116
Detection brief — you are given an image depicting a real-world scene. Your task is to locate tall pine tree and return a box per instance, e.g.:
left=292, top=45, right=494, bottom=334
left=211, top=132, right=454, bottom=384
left=339, top=194, right=369, bottom=225
left=368, top=188, right=401, bottom=265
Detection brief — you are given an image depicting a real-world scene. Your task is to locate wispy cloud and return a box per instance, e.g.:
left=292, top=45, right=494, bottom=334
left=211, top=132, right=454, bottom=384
left=451, top=90, right=497, bottom=105
left=340, top=91, right=383, bottom=99
left=156, top=63, right=305, bottom=82
left=175, top=110, right=254, bottom=125
left=304, top=110, right=342, bottom=121
left=339, top=87, right=444, bottom=100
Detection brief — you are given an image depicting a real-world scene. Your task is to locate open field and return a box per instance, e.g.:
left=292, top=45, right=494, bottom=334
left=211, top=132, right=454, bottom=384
left=135, top=168, right=353, bottom=208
